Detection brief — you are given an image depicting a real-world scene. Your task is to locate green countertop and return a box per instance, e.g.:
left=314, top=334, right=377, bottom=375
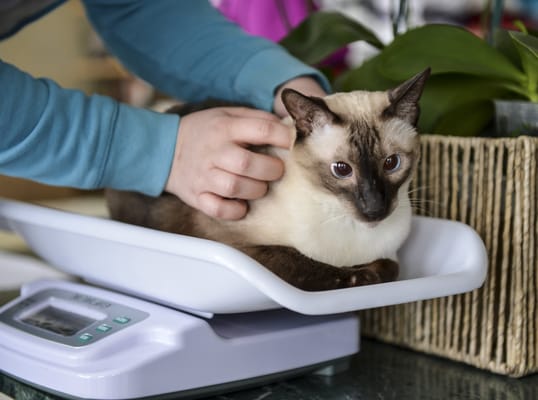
left=2, top=338, right=537, bottom=400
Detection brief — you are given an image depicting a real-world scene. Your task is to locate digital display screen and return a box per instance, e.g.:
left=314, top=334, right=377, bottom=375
left=21, top=306, right=95, bottom=336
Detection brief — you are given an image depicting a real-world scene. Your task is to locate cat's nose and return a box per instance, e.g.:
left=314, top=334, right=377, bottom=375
left=362, top=206, right=388, bottom=221
left=356, top=181, right=389, bottom=221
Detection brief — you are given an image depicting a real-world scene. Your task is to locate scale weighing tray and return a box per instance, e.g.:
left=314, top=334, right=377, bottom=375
left=0, top=198, right=487, bottom=316
left=0, top=198, right=488, bottom=399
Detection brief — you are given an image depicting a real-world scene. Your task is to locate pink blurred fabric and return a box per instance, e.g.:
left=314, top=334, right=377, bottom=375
left=216, top=0, right=347, bottom=73
left=217, top=0, right=316, bottom=42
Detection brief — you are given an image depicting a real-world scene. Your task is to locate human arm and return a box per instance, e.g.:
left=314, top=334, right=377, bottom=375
left=82, top=0, right=330, bottom=112
left=1, top=0, right=328, bottom=220
left=0, top=60, right=178, bottom=195
left=0, top=61, right=315, bottom=219
left=163, top=75, right=327, bottom=220
left=81, top=0, right=329, bottom=218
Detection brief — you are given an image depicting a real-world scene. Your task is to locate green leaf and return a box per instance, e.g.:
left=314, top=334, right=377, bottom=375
left=333, top=60, right=516, bottom=136
left=509, top=31, right=538, bottom=101
left=513, top=20, right=528, bottom=34
left=417, top=74, right=516, bottom=134
left=376, top=24, right=526, bottom=83
left=280, top=11, right=384, bottom=65
left=430, top=101, right=493, bottom=136
left=493, top=29, right=522, bottom=69
left=333, top=56, right=398, bottom=92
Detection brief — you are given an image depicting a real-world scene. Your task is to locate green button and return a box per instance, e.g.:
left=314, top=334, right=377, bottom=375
left=96, top=324, right=112, bottom=333
left=113, top=316, right=131, bottom=324
left=79, top=333, right=93, bottom=342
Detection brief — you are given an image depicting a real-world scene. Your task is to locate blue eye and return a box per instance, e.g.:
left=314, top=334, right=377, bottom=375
left=383, top=154, right=401, bottom=173
left=331, top=161, right=353, bottom=179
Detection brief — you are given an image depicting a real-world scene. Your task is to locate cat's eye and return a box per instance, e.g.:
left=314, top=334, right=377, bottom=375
left=383, top=154, right=401, bottom=173
left=331, top=161, right=353, bottom=179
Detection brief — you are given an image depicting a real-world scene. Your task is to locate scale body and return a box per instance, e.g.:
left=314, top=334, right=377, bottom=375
left=0, top=199, right=488, bottom=399
left=0, top=279, right=358, bottom=399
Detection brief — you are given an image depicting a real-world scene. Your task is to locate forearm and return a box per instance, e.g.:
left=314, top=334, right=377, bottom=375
left=82, top=0, right=330, bottom=111
left=0, top=60, right=178, bottom=195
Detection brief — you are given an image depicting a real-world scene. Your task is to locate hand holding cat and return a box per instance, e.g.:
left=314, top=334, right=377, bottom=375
left=165, top=76, right=327, bottom=221
left=164, top=107, right=293, bottom=220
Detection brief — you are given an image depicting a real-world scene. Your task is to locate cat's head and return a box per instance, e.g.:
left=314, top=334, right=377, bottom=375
left=281, top=68, right=430, bottom=224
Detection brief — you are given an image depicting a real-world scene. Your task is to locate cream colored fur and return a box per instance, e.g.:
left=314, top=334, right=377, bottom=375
left=227, top=90, right=416, bottom=267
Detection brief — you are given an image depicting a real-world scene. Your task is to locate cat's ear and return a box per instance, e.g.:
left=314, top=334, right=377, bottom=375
left=281, top=89, right=340, bottom=138
left=383, top=67, right=431, bottom=126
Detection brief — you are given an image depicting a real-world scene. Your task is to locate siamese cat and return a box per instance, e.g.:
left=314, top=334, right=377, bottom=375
left=107, top=68, right=430, bottom=291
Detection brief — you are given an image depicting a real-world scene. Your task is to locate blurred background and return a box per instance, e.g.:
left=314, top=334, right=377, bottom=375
left=0, top=0, right=537, bottom=201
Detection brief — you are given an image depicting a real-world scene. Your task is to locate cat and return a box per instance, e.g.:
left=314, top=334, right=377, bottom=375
left=106, top=68, right=430, bottom=292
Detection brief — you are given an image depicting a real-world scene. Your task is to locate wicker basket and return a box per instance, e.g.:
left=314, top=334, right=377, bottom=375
left=360, top=134, right=538, bottom=377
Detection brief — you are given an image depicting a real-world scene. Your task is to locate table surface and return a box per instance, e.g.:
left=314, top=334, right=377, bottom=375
left=2, top=337, right=537, bottom=400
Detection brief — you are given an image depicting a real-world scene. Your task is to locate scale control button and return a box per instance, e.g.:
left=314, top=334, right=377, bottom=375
left=96, top=324, right=112, bottom=333
left=79, top=333, right=93, bottom=342
left=113, top=316, right=131, bottom=324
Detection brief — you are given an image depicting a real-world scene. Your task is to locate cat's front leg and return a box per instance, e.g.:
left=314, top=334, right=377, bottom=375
left=346, top=258, right=399, bottom=284
left=245, top=245, right=396, bottom=291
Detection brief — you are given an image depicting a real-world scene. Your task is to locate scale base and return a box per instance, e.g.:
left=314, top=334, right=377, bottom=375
left=2, top=357, right=352, bottom=400
left=0, top=280, right=360, bottom=399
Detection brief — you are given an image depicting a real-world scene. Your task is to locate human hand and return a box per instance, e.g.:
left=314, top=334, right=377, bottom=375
left=165, top=107, right=292, bottom=220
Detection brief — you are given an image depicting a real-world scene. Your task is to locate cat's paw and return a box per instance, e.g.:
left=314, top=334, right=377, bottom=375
left=374, top=259, right=399, bottom=282
left=344, top=268, right=382, bottom=287
left=344, top=258, right=399, bottom=287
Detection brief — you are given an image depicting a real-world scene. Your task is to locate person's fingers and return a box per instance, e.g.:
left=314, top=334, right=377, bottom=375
left=165, top=106, right=292, bottom=220
left=206, top=167, right=268, bottom=200
left=225, top=113, right=293, bottom=150
left=200, top=168, right=267, bottom=200
left=219, top=106, right=281, bottom=122
left=214, top=144, right=285, bottom=182
left=197, top=192, right=248, bottom=220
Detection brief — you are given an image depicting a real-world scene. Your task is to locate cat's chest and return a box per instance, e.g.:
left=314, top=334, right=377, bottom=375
left=248, top=183, right=411, bottom=267
left=286, top=197, right=410, bottom=266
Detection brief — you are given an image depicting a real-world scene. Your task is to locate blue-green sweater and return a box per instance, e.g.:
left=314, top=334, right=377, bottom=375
left=0, top=0, right=327, bottom=195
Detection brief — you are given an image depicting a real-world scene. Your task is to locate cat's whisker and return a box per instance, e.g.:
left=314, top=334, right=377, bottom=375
left=412, top=207, right=433, bottom=217
left=406, top=200, right=443, bottom=217
left=407, top=189, right=430, bottom=203
left=407, top=185, right=430, bottom=196
left=411, top=199, right=443, bottom=206
left=320, top=213, right=348, bottom=226
left=408, top=199, right=444, bottom=210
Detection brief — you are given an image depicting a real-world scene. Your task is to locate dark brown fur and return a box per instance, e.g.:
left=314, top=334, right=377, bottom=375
left=106, top=187, right=399, bottom=291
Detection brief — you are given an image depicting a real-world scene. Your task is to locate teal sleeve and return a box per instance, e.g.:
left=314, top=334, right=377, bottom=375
left=82, top=0, right=330, bottom=111
left=1, top=0, right=329, bottom=196
left=0, top=60, right=178, bottom=195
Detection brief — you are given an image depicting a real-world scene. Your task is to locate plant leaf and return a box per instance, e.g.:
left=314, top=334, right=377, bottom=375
left=430, top=101, right=493, bottom=136
left=333, top=59, right=514, bottom=136
left=493, top=29, right=522, bottom=69
left=509, top=31, right=538, bottom=101
left=417, top=74, right=516, bottom=134
left=333, top=55, right=398, bottom=92
left=377, top=24, right=526, bottom=83
left=280, top=11, right=384, bottom=65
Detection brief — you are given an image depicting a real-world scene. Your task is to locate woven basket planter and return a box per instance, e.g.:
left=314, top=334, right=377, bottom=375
left=360, top=134, right=538, bottom=377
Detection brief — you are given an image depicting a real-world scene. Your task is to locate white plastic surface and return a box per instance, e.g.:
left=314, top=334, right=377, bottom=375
left=0, top=251, right=69, bottom=291
left=0, top=279, right=359, bottom=399
left=0, top=198, right=488, bottom=315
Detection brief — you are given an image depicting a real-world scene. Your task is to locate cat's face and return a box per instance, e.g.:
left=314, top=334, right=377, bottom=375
left=282, top=69, right=429, bottom=224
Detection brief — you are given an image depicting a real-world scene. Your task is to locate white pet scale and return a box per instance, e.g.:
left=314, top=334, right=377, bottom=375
left=0, top=199, right=488, bottom=399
